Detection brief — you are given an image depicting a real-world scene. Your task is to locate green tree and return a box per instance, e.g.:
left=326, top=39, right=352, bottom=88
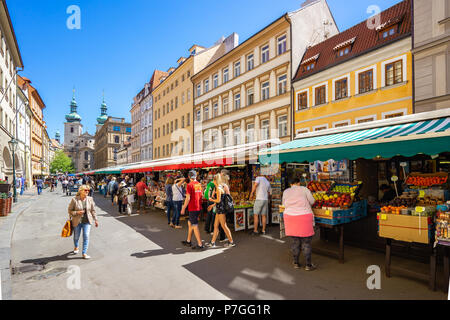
left=50, top=150, right=75, bottom=174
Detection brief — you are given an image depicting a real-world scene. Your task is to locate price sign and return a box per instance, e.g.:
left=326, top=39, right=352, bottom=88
left=391, top=176, right=399, bottom=182
left=326, top=210, right=330, bottom=216
left=419, top=190, right=425, bottom=198
left=415, top=206, right=425, bottom=213
left=381, top=214, right=387, bottom=220
left=400, top=162, right=407, bottom=167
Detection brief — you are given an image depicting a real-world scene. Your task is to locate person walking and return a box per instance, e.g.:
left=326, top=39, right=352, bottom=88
left=249, top=174, right=272, bottom=235
left=108, top=177, right=118, bottom=205
left=181, top=170, right=205, bottom=250
left=165, top=177, right=175, bottom=227
left=206, top=174, right=235, bottom=248
left=172, top=177, right=185, bottom=229
left=67, top=185, right=99, bottom=259
left=20, top=176, right=25, bottom=196
left=281, top=177, right=316, bottom=271
left=35, top=177, right=43, bottom=195
left=135, top=177, right=148, bottom=214
left=117, top=181, right=130, bottom=215
left=62, top=178, right=68, bottom=195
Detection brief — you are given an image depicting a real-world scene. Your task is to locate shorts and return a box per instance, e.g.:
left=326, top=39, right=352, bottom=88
left=188, top=211, right=201, bottom=226
left=253, top=200, right=269, bottom=216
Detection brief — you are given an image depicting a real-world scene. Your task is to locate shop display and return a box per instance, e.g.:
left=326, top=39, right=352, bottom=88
left=234, top=209, right=245, bottom=231
left=435, top=204, right=450, bottom=244
left=406, top=172, right=448, bottom=188
left=378, top=213, right=433, bottom=244
left=307, top=181, right=332, bottom=192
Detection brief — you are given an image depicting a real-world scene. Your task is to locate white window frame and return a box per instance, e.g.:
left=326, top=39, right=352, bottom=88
left=223, top=68, right=229, bottom=83
left=204, top=79, right=209, bottom=93
left=247, top=53, right=254, bottom=71
left=261, top=81, right=270, bottom=101
left=223, top=97, right=229, bottom=114
left=246, top=123, right=255, bottom=143
left=277, top=115, right=288, bottom=137
left=195, top=109, right=201, bottom=122
left=332, top=74, right=351, bottom=101
left=296, top=128, right=310, bottom=135
left=355, top=65, right=377, bottom=94
left=312, top=81, right=329, bottom=106
left=382, top=108, right=407, bottom=119
left=234, top=93, right=241, bottom=110
left=234, top=61, right=241, bottom=78
left=277, top=34, right=287, bottom=55
left=196, top=84, right=201, bottom=97
left=261, top=44, right=269, bottom=64
left=332, top=120, right=351, bottom=128
left=356, top=114, right=377, bottom=124
left=277, top=74, right=287, bottom=95
left=261, top=119, right=270, bottom=140
left=247, top=87, right=254, bottom=106
left=204, top=106, right=209, bottom=121
left=381, top=54, right=407, bottom=87
left=213, top=73, right=218, bottom=88
left=313, top=124, right=329, bottom=131
left=296, top=88, right=309, bottom=111
left=213, top=102, right=218, bottom=118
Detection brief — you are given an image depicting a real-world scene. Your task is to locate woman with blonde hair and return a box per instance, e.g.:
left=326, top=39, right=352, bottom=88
left=67, top=185, right=99, bottom=259
left=206, top=174, right=235, bottom=248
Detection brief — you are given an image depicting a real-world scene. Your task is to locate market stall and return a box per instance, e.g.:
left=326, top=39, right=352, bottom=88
left=259, top=111, right=450, bottom=283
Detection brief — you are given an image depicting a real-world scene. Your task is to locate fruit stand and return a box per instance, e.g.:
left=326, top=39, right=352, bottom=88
left=377, top=171, right=449, bottom=291
left=306, top=179, right=367, bottom=264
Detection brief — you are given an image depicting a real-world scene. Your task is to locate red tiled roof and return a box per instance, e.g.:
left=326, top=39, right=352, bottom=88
left=149, top=70, right=169, bottom=91
left=293, top=0, right=411, bottom=82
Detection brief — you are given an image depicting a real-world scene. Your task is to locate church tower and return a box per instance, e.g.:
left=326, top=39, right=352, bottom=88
left=96, top=93, right=108, bottom=133
left=64, top=90, right=83, bottom=148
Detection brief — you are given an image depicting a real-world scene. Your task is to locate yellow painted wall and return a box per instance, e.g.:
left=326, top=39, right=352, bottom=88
left=294, top=52, right=413, bottom=132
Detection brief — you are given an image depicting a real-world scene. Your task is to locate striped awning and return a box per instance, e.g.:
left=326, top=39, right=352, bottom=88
left=259, top=117, right=450, bottom=164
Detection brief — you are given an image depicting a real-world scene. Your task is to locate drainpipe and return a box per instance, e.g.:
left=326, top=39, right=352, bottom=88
left=285, top=14, right=294, bottom=142
left=411, top=0, right=416, bottom=114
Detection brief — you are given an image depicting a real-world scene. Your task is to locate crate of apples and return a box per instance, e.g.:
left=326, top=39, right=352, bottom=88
left=308, top=181, right=332, bottom=193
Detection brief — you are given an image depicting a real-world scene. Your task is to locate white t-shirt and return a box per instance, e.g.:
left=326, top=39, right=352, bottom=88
left=172, top=184, right=184, bottom=201
left=255, top=176, right=271, bottom=201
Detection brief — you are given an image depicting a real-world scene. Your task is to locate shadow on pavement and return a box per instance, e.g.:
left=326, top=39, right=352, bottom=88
left=20, top=252, right=84, bottom=266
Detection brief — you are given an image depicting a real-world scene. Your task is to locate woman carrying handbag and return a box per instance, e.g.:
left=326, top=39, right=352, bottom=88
left=67, top=185, right=99, bottom=259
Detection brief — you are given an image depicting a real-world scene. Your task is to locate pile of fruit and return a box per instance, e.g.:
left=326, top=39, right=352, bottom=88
left=406, top=175, right=447, bottom=187
left=380, top=206, right=407, bottom=215
left=389, top=196, right=417, bottom=208
left=332, top=184, right=358, bottom=194
left=307, top=181, right=332, bottom=192
left=313, top=192, right=353, bottom=209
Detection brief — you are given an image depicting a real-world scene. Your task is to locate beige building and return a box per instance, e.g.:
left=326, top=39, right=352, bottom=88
left=94, top=116, right=131, bottom=169
left=192, top=0, right=337, bottom=152
left=152, top=34, right=239, bottom=159
left=413, top=0, right=450, bottom=112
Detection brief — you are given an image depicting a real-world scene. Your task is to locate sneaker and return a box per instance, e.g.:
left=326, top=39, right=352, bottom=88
left=224, top=242, right=236, bottom=248
left=181, top=241, right=192, bottom=247
left=82, top=254, right=91, bottom=260
left=305, top=264, right=317, bottom=271
left=169, top=223, right=175, bottom=228
left=73, top=248, right=79, bottom=254
left=191, top=245, right=205, bottom=250
left=205, top=242, right=217, bottom=248
left=175, top=225, right=182, bottom=229
left=293, top=262, right=301, bottom=269
left=219, top=238, right=229, bottom=243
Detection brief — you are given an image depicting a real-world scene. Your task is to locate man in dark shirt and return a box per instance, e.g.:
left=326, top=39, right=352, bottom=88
left=380, top=184, right=396, bottom=203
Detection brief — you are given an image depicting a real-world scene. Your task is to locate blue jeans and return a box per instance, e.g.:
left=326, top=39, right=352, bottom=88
left=20, top=187, right=24, bottom=195
left=73, top=223, right=92, bottom=255
left=166, top=200, right=174, bottom=224
left=37, top=186, right=42, bottom=195
left=172, top=201, right=183, bottom=226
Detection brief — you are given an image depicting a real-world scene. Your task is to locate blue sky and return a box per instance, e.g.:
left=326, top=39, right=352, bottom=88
left=7, top=0, right=402, bottom=141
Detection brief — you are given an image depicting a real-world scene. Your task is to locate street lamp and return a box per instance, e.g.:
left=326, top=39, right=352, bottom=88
left=8, top=138, right=18, bottom=203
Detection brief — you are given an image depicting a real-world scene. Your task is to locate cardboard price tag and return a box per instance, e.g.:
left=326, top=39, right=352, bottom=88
left=381, top=214, right=387, bottom=221
left=415, top=206, right=425, bottom=213
left=419, top=190, right=425, bottom=198
left=326, top=210, right=331, bottom=216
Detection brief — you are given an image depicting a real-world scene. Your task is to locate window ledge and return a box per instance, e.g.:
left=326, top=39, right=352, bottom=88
left=354, top=89, right=377, bottom=98
left=382, top=81, right=408, bottom=91
left=312, top=102, right=328, bottom=109
left=438, top=17, right=450, bottom=25
left=332, top=96, right=350, bottom=103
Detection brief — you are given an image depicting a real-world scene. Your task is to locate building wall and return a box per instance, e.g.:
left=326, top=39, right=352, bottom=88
left=414, top=0, right=450, bottom=112
left=140, top=91, right=153, bottom=161
left=94, top=118, right=131, bottom=169
left=152, top=58, right=194, bottom=159
left=130, top=93, right=142, bottom=163
left=294, top=39, right=413, bottom=134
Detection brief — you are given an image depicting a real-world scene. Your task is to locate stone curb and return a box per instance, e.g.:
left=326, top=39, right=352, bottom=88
left=0, top=192, right=37, bottom=300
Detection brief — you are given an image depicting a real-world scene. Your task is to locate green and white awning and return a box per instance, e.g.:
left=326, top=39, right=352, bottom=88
left=259, top=116, right=450, bottom=164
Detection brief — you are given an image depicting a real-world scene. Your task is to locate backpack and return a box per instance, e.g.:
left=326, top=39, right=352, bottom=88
left=219, top=193, right=234, bottom=216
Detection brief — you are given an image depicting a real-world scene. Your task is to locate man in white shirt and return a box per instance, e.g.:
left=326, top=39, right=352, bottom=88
left=249, top=175, right=271, bottom=235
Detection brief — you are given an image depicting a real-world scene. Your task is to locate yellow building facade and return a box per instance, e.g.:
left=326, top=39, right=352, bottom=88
left=293, top=0, right=413, bottom=134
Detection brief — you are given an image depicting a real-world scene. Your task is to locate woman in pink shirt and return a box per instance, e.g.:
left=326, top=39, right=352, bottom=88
left=281, top=178, right=317, bottom=271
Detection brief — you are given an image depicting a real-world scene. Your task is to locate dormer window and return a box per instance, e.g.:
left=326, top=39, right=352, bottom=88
left=333, top=37, right=355, bottom=58
left=303, top=62, right=315, bottom=72
left=382, top=26, right=397, bottom=38
left=300, top=54, right=319, bottom=72
left=338, top=46, right=350, bottom=57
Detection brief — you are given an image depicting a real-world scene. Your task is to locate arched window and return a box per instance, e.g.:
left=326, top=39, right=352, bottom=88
left=70, top=127, right=74, bottom=133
